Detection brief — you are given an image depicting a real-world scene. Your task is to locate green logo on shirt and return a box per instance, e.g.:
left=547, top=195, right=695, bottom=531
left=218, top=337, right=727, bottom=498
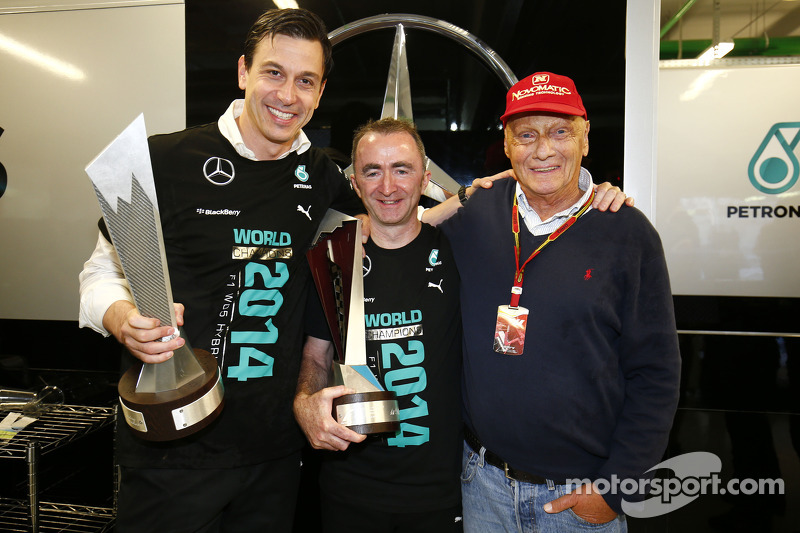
left=295, top=165, right=309, bottom=182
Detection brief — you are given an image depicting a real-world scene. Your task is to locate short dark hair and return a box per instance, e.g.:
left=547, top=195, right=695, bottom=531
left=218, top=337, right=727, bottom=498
left=351, top=118, right=427, bottom=168
left=242, top=8, right=333, bottom=80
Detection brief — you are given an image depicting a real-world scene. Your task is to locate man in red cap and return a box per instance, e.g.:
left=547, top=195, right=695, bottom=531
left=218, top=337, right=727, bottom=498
left=439, top=72, right=681, bottom=532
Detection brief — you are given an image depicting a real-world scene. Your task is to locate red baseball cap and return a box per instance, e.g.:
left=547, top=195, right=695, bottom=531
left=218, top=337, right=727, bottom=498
left=501, top=72, right=587, bottom=124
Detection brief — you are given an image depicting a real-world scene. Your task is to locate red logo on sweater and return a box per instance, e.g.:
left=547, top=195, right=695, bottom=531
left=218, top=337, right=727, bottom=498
left=584, top=269, right=593, bottom=280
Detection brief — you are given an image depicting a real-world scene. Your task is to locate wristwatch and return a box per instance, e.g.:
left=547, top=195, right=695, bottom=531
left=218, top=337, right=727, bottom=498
left=458, top=185, right=469, bottom=205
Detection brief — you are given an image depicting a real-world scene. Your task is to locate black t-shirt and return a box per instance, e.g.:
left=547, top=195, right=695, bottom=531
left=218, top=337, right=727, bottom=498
left=319, top=224, right=463, bottom=512
left=117, top=122, right=362, bottom=468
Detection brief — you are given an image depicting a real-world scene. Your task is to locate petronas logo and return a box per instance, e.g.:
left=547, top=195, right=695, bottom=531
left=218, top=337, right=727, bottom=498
left=748, top=122, right=800, bottom=195
left=295, top=165, right=309, bottom=182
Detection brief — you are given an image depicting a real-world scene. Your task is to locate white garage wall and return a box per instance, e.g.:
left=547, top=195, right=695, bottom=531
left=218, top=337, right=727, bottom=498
left=0, top=0, right=185, bottom=320
left=657, top=59, right=800, bottom=297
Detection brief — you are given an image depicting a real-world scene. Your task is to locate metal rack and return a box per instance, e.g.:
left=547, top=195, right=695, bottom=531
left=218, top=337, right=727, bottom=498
left=0, top=405, right=116, bottom=532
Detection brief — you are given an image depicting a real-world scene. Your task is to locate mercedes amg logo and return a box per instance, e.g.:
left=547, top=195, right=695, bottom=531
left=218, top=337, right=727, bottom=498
left=203, top=157, right=235, bottom=186
left=363, top=254, right=372, bottom=277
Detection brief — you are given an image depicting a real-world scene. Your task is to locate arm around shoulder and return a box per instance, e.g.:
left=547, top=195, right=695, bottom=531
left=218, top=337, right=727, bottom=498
left=422, top=169, right=514, bottom=226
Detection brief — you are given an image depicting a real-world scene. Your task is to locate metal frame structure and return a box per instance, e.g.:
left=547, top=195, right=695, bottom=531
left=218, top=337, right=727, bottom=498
left=0, top=405, right=116, bottom=532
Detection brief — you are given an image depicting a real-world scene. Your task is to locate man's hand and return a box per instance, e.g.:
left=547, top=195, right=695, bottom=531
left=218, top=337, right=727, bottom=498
left=102, top=301, right=186, bottom=363
left=421, top=169, right=515, bottom=226
left=466, top=169, right=515, bottom=198
left=543, top=483, right=618, bottom=524
left=294, top=385, right=367, bottom=451
left=593, top=182, right=634, bottom=212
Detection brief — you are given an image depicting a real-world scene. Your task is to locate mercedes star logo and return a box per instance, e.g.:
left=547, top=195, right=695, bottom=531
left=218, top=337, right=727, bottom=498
left=203, top=157, right=235, bottom=186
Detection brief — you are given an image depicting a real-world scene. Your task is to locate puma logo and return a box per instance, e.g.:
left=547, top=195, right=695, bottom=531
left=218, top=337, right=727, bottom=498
left=428, top=279, right=443, bottom=293
left=297, top=205, right=312, bottom=221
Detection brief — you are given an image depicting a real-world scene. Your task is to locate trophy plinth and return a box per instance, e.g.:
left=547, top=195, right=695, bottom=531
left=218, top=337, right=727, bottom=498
left=118, top=348, right=224, bottom=441
left=307, top=210, right=400, bottom=435
left=327, top=358, right=400, bottom=435
left=333, top=391, right=400, bottom=435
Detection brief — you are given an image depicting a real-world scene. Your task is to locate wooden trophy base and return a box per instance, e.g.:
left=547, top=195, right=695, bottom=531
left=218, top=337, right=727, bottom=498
left=333, top=391, right=400, bottom=435
left=118, top=349, right=224, bottom=441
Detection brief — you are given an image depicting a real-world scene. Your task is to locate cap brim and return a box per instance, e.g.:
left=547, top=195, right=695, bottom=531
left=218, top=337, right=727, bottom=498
left=501, top=102, right=587, bottom=124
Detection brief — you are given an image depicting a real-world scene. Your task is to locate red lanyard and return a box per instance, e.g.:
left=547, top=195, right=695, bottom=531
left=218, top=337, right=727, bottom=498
left=509, top=189, right=596, bottom=308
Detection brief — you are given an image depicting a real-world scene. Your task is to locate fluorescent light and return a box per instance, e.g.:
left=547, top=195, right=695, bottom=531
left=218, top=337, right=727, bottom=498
left=679, top=70, right=725, bottom=101
left=273, top=0, right=299, bottom=8
left=0, top=32, right=85, bottom=81
left=697, top=41, right=734, bottom=61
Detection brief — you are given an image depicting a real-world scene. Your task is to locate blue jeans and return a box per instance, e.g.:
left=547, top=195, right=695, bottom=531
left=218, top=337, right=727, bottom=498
left=461, top=443, right=627, bottom=533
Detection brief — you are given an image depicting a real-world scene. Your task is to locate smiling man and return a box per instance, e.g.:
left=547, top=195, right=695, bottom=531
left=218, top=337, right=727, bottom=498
left=441, top=72, right=681, bottom=532
left=294, top=118, right=465, bottom=532
left=293, top=112, right=633, bottom=532
left=236, top=31, right=326, bottom=159
left=78, top=9, right=362, bottom=532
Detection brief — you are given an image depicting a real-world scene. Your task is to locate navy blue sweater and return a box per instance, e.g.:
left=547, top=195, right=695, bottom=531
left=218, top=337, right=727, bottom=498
left=441, top=178, right=680, bottom=513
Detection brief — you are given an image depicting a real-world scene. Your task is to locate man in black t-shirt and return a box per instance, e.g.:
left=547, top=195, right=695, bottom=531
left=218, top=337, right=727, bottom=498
left=78, top=9, right=362, bottom=533
left=294, top=117, right=632, bottom=533
left=295, top=118, right=465, bottom=532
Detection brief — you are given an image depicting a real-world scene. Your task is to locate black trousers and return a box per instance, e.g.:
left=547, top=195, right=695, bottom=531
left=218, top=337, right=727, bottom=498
left=320, top=494, right=462, bottom=533
left=116, top=451, right=302, bottom=533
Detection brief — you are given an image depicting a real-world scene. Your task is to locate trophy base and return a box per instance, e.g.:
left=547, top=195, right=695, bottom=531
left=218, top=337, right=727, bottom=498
left=333, top=391, right=400, bottom=435
left=118, top=349, right=224, bottom=441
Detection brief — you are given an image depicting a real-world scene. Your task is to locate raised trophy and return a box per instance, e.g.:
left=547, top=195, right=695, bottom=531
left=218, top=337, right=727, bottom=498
left=85, top=115, right=224, bottom=441
left=306, top=210, right=400, bottom=434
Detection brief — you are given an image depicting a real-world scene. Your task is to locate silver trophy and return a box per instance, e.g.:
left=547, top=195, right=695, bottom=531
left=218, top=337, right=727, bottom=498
left=307, top=210, right=400, bottom=434
left=85, top=115, right=224, bottom=441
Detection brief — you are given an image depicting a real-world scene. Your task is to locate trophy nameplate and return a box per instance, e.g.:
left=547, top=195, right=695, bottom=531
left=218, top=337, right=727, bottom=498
left=85, top=115, right=224, bottom=441
left=307, top=210, right=400, bottom=435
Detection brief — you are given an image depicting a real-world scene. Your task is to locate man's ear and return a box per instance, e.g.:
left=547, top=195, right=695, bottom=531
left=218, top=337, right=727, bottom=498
left=349, top=174, right=363, bottom=198
left=583, top=120, right=590, bottom=157
left=237, top=55, right=247, bottom=90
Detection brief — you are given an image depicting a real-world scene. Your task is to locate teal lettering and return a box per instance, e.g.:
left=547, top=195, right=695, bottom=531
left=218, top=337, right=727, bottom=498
left=387, top=422, right=430, bottom=447
left=227, top=347, right=274, bottom=381
left=245, top=262, right=288, bottom=289
left=233, top=228, right=251, bottom=244
left=398, top=395, right=428, bottom=421
left=384, top=366, right=427, bottom=396
left=240, top=289, right=283, bottom=317
left=366, top=310, right=423, bottom=328
left=231, top=319, right=279, bottom=344
left=233, top=230, right=293, bottom=246
left=227, top=262, right=290, bottom=381
left=382, top=340, right=425, bottom=368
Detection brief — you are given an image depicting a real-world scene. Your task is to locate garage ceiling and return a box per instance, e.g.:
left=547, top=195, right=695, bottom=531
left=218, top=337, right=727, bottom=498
left=660, top=0, right=800, bottom=58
